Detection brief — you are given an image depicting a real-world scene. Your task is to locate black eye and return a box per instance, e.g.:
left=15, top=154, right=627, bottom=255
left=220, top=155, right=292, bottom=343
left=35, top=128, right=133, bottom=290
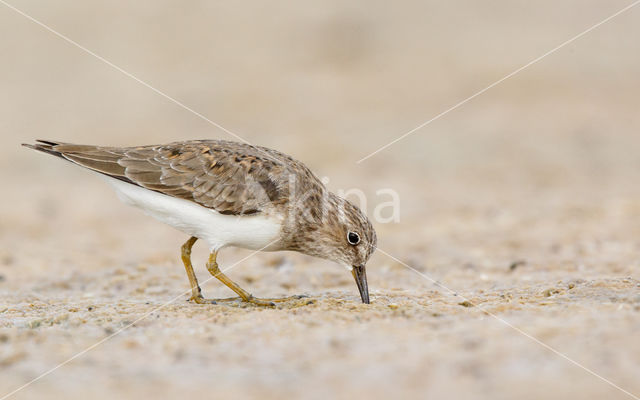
left=347, top=231, right=360, bottom=245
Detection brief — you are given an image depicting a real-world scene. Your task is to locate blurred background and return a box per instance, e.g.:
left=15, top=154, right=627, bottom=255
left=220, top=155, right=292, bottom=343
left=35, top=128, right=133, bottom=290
left=1, top=1, right=639, bottom=399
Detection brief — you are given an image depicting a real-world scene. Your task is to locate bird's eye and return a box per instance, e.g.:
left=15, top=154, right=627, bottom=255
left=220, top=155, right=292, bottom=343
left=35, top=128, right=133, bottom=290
left=347, top=231, right=360, bottom=245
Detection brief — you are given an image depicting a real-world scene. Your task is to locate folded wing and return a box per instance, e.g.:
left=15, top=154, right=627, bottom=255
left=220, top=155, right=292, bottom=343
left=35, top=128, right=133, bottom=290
left=24, top=140, right=290, bottom=216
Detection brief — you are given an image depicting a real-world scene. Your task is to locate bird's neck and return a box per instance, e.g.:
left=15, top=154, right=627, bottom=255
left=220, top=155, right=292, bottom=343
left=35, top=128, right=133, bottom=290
left=279, top=191, right=343, bottom=260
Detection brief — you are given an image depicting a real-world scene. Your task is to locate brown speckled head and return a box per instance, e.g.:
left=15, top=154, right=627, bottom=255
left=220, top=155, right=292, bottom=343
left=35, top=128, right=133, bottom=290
left=282, top=189, right=377, bottom=303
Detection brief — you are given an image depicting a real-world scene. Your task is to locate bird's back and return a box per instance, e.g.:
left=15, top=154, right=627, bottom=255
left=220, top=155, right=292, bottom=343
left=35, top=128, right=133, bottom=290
left=23, top=139, right=322, bottom=217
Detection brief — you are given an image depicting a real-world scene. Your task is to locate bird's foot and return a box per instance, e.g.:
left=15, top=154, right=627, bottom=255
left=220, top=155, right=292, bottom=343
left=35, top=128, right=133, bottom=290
left=257, top=294, right=309, bottom=303
left=191, top=294, right=311, bottom=307
left=188, top=294, right=218, bottom=305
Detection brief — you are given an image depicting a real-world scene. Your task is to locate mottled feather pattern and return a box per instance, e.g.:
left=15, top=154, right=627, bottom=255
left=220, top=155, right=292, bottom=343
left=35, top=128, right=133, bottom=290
left=26, top=140, right=301, bottom=216
left=24, top=139, right=378, bottom=304
left=24, top=139, right=377, bottom=272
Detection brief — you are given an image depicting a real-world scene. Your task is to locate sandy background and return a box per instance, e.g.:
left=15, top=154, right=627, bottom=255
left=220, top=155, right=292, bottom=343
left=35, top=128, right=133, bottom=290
left=1, top=1, right=640, bottom=399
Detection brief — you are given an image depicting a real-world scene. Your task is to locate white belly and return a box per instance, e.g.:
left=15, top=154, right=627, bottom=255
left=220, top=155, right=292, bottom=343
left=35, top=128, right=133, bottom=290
left=105, top=178, right=283, bottom=251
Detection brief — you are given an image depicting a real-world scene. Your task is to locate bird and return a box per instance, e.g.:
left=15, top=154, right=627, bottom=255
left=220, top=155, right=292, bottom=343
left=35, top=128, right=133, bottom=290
left=23, top=139, right=377, bottom=305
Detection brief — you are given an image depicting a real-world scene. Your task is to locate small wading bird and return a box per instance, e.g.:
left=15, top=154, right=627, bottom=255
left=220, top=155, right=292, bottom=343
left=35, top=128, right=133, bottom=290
left=24, top=140, right=376, bottom=305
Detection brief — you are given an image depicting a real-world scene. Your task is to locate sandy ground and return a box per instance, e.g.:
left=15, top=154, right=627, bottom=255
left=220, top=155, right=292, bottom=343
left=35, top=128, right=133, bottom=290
left=1, top=1, right=640, bottom=399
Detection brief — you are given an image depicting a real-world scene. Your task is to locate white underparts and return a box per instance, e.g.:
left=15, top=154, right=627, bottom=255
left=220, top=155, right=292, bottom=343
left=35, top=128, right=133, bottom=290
left=105, top=177, right=283, bottom=251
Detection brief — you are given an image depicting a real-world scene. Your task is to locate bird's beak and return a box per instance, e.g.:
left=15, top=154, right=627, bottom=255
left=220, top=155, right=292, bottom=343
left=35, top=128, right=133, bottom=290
left=351, top=265, right=370, bottom=304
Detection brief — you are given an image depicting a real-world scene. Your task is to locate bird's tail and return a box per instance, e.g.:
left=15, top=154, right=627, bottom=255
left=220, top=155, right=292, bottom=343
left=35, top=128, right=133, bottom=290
left=22, top=139, right=132, bottom=184
left=21, top=139, right=69, bottom=160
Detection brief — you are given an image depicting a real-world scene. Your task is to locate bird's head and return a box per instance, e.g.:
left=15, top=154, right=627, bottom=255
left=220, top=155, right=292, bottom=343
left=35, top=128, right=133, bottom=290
left=337, top=199, right=377, bottom=304
left=286, top=193, right=377, bottom=303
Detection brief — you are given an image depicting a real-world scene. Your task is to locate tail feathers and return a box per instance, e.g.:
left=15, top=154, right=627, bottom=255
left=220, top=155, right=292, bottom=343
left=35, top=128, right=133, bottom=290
left=35, top=139, right=65, bottom=146
left=21, top=142, right=66, bottom=160
left=22, top=140, right=132, bottom=184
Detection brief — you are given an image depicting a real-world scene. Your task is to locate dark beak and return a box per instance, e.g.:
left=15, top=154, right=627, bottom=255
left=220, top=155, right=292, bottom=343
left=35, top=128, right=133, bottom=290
left=351, top=265, right=370, bottom=304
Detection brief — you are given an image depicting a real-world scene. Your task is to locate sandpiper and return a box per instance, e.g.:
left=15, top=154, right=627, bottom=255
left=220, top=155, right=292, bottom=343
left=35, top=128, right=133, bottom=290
left=23, top=140, right=377, bottom=305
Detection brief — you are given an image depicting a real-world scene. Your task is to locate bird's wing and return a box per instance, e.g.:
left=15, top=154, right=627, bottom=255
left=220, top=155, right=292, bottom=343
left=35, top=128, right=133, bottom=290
left=25, top=140, right=291, bottom=215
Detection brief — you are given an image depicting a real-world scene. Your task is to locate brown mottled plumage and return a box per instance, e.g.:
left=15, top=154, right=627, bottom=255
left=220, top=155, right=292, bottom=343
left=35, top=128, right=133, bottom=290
left=23, top=139, right=377, bottom=305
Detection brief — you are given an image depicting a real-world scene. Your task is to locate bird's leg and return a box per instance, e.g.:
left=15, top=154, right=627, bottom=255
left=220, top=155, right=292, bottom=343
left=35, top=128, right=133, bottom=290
left=180, top=236, right=217, bottom=304
left=205, top=251, right=277, bottom=307
left=182, top=242, right=307, bottom=307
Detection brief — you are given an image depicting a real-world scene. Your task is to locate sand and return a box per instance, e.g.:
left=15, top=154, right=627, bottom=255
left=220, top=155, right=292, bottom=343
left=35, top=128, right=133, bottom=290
left=1, top=1, right=639, bottom=399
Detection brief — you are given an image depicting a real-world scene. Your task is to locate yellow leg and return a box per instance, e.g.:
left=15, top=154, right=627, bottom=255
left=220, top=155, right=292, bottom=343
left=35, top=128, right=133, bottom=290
left=205, top=251, right=277, bottom=307
left=181, top=237, right=309, bottom=307
left=181, top=236, right=217, bottom=304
